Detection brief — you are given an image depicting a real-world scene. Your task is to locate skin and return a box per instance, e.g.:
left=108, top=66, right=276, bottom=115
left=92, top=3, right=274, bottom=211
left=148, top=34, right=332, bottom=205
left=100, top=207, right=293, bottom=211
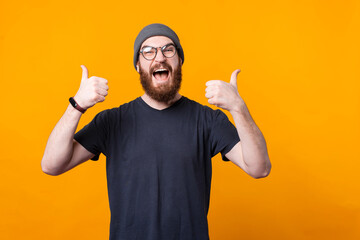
left=41, top=35, right=271, bottom=179
left=40, top=66, right=104, bottom=175
left=205, top=71, right=271, bottom=178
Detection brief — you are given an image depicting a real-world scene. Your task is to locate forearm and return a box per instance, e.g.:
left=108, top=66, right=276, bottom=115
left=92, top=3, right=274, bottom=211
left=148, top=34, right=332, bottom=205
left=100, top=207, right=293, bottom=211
left=41, top=104, right=82, bottom=174
left=205, top=69, right=271, bottom=177
left=230, top=103, right=271, bottom=178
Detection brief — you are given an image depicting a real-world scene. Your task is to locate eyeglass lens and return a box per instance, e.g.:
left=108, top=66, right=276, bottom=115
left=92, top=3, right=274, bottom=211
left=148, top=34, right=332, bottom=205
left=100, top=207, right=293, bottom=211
left=141, top=44, right=176, bottom=60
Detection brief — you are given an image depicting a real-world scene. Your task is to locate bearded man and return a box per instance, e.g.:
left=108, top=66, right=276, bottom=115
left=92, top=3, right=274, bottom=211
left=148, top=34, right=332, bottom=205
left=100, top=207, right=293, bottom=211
left=41, top=23, right=271, bottom=240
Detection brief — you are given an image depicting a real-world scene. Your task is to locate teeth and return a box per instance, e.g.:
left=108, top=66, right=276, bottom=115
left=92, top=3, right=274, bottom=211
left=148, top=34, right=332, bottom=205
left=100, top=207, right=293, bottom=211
left=154, top=68, right=168, bottom=72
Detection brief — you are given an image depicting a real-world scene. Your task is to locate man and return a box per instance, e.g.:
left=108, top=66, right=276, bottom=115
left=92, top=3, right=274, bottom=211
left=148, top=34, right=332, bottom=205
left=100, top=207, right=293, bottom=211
left=41, top=23, right=271, bottom=240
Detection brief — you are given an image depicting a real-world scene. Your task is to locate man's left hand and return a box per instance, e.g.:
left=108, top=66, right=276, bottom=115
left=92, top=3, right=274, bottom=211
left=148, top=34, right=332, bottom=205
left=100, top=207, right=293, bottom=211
left=205, top=69, right=244, bottom=113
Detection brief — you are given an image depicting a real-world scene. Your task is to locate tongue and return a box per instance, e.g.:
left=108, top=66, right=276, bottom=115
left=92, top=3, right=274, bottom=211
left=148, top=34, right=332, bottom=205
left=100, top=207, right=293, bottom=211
left=154, top=72, right=168, bottom=81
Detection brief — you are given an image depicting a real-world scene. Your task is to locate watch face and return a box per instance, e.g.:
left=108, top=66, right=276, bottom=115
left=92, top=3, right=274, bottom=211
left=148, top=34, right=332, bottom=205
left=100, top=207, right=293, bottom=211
left=69, top=97, right=76, bottom=107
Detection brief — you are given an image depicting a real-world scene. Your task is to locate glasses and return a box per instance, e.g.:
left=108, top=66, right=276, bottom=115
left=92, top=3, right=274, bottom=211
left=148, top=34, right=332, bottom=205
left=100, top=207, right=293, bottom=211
left=140, top=43, right=177, bottom=60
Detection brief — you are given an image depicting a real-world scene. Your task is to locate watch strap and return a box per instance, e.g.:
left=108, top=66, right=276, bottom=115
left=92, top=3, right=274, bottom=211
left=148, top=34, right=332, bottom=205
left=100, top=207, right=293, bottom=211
left=69, top=97, right=86, bottom=114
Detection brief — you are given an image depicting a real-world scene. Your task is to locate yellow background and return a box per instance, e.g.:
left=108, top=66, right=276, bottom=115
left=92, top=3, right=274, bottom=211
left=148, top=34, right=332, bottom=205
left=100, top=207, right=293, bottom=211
left=1, top=0, right=359, bottom=239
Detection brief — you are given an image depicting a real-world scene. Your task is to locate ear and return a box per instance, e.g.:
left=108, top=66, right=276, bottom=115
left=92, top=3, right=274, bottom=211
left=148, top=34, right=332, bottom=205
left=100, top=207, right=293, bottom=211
left=179, top=56, right=183, bottom=65
left=136, top=63, right=140, bottom=73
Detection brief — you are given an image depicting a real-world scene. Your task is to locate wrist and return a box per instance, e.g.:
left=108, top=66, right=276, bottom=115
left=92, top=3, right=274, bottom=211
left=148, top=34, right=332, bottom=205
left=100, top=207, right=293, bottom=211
left=230, top=102, right=253, bottom=125
left=69, top=97, right=86, bottom=114
left=229, top=98, right=245, bottom=115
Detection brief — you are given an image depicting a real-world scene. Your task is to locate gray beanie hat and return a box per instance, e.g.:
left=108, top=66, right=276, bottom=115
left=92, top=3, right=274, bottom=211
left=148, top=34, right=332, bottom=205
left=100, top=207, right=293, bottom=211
left=133, top=23, right=184, bottom=70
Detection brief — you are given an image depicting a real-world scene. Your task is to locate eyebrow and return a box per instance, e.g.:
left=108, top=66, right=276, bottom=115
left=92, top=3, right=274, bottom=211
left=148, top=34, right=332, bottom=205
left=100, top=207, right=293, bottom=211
left=141, top=43, right=174, bottom=49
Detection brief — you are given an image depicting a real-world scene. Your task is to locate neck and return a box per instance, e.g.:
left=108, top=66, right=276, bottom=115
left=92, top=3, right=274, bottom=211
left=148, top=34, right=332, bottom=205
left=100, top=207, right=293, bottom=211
left=141, top=93, right=182, bottom=110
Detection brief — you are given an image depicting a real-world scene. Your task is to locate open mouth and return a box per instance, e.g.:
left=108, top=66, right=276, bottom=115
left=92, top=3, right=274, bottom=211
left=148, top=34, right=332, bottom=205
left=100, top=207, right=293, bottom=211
left=152, top=68, right=170, bottom=82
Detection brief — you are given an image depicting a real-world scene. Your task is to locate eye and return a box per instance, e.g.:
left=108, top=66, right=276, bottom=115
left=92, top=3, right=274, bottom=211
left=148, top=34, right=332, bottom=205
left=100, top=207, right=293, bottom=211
left=164, top=46, right=175, bottom=52
left=142, top=47, right=155, bottom=54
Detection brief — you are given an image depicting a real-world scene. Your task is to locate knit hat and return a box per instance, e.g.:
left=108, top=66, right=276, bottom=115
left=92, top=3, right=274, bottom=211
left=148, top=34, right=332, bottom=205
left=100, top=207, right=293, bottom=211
left=133, top=23, right=184, bottom=70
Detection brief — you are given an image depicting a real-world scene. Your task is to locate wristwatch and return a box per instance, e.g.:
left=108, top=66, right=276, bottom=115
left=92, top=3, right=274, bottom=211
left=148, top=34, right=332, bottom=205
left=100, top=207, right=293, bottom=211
left=69, top=97, right=86, bottom=114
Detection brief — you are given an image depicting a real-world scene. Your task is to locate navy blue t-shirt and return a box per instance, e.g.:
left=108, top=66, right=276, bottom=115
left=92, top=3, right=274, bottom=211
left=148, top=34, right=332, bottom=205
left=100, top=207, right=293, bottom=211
left=74, top=96, right=240, bottom=240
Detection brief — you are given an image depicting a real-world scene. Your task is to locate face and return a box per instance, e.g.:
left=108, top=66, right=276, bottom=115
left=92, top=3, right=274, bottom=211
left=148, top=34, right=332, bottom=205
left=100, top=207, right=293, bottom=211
left=137, top=36, right=182, bottom=103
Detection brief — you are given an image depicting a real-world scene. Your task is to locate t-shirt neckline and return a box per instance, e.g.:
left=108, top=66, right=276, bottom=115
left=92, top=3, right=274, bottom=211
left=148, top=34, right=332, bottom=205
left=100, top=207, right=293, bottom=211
left=137, top=96, right=186, bottom=112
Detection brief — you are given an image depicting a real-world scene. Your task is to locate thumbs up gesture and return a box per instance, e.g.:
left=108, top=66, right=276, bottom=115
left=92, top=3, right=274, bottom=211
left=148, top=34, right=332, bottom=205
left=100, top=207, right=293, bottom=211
left=205, top=69, right=244, bottom=112
left=74, top=65, right=109, bottom=110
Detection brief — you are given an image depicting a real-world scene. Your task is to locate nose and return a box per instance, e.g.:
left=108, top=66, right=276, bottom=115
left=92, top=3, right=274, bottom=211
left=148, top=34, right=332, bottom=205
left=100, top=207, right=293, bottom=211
left=154, top=47, right=166, bottom=62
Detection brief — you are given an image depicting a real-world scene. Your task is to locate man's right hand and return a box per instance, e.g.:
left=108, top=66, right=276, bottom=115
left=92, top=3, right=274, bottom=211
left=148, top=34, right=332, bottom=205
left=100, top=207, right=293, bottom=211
left=74, top=65, right=109, bottom=110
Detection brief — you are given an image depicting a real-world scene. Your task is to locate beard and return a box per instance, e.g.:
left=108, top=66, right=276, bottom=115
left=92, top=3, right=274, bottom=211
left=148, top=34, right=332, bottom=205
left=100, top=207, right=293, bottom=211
left=139, top=61, right=182, bottom=103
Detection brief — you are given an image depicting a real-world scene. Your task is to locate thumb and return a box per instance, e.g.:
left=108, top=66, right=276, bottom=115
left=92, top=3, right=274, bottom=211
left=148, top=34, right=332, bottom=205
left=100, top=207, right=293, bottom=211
left=230, top=69, right=241, bottom=88
left=80, top=65, right=88, bottom=82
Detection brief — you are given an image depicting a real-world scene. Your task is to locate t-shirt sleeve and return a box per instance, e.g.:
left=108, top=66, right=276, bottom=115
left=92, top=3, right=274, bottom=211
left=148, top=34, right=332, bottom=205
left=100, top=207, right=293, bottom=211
left=74, top=110, right=109, bottom=161
left=210, top=109, right=240, bottom=161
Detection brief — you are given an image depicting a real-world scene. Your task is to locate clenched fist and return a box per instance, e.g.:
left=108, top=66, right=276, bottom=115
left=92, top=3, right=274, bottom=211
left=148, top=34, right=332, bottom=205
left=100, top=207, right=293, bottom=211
left=74, top=65, right=109, bottom=110
left=205, top=69, right=244, bottom=113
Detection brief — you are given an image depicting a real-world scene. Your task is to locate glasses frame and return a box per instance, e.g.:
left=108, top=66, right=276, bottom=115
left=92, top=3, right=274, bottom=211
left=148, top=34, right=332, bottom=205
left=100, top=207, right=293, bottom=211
left=139, top=43, right=177, bottom=61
